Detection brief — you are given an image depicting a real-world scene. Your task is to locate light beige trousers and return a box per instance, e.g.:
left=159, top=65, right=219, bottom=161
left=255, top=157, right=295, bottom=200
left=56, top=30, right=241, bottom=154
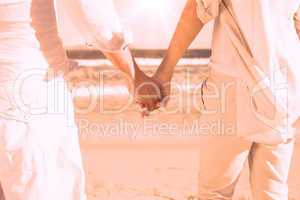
left=198, top=135, right=294, bottom=200
left=198, top=70, right=296, bottom=199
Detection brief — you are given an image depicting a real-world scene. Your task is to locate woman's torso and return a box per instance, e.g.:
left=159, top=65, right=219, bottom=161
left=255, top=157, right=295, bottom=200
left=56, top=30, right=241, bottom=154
left=0, top=0, right=70, bottom=113
left=0, top=0, right=69, bottom=73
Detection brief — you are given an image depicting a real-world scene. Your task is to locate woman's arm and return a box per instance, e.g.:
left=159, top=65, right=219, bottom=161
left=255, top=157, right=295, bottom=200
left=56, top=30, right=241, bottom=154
left=59, top=0, right=161, bottom=111
left=59, top=0, right=136, bottom=78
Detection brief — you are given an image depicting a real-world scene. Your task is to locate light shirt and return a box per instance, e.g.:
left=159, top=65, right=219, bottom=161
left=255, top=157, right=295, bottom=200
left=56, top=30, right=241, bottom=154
left=196, top=0, right=300, bottom=143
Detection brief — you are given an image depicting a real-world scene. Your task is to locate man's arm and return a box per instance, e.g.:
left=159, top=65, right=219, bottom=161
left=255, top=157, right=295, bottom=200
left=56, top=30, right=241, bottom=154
left=155, top=0, right=205, bottom=81
left=152, top=0, right=206, bottom=106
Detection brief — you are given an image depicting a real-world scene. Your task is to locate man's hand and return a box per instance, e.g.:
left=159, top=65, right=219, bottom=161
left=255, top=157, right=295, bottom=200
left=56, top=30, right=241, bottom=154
left=152, top=68, right=172, bottom=108
left=134, top=69, right=162, bottom=116
left=146, top=0, right=204, bottom=110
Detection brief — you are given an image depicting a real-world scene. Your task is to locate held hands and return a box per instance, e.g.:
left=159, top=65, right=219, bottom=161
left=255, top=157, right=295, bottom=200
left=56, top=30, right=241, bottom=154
left=152, top=69, right=172, bottom=108
left=134, top=64, right=173, bottom=116
left=134, top=69, right=161, bottom=116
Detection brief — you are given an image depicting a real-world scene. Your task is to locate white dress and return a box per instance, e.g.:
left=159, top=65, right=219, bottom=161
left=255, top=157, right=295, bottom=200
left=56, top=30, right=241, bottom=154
left=0, top=0, right=130, bottom=199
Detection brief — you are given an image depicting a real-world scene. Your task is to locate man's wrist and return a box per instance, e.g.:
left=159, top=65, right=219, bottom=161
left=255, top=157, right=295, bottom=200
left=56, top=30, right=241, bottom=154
left=156, top=66, right=174, bottom=82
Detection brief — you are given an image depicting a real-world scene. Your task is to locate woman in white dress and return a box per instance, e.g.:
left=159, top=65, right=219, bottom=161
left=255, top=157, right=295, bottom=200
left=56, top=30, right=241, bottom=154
left=0, top=0, right=159, bottom=199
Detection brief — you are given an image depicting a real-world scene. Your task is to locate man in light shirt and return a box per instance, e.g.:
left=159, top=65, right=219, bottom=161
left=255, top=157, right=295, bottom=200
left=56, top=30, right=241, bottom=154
left=0, top=0, right=159, bottom=199
left=144, top=0, right=300, bottom=199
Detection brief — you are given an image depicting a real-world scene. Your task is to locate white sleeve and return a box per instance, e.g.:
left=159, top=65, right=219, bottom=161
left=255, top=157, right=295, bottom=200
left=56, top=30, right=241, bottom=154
left=196, top=0, right=222, bottom=23
left=59, top=0, right=132, bottom=52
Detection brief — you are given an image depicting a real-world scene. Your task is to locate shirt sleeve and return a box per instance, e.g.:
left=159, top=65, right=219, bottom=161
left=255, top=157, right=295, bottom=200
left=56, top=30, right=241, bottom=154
left=58, top=0, right=132, bottom=52
left=196, top=0, right=222, bottom=23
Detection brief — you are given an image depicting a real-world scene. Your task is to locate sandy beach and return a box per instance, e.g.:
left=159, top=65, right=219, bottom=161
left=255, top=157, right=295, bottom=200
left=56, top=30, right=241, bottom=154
left=72, top=59, right=300, bottom=200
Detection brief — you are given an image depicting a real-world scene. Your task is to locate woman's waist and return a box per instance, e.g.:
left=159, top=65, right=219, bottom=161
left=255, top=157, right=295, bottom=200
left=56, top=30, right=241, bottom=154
left=0, top=48, right=51, bottom=68
left=0, top=74, right=72, bottom=120
left=0, top=43, right=70, bottom=70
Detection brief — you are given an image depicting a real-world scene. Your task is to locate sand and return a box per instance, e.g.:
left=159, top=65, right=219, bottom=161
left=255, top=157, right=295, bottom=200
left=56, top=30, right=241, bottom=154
left=72, top=59, right=300, bottom=200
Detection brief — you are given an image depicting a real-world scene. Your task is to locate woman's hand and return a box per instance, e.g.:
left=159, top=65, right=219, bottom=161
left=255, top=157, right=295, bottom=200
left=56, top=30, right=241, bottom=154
left=134, top=69, right=162, bottom=116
